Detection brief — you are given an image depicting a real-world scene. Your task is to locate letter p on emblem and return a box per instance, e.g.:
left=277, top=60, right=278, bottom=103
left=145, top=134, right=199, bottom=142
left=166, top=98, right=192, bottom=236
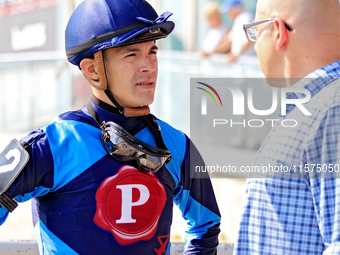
left=94, top=165, right=167, bottom=246
left=116, top=184, right=150, bottom=224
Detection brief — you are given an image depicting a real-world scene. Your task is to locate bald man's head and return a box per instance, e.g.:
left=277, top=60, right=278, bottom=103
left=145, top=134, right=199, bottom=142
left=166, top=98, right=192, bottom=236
left=256, top=0, right=339, bottom=32
left=254, top=0, right=340, bottom=81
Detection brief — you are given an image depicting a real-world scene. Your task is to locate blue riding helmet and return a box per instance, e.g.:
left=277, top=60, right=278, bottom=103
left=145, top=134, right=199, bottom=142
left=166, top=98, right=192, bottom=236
left=65, top=0, right=175, bottom=67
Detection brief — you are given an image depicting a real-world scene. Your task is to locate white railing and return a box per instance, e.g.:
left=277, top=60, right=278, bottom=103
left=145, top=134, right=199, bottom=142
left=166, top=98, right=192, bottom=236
left=0, top=51, right=74, bottom=132
left=0, top=240, right=234, bottom=255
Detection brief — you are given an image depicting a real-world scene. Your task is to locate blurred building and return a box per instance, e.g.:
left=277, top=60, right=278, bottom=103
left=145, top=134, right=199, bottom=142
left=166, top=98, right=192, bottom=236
left=0, top=0, right=76, bottom=132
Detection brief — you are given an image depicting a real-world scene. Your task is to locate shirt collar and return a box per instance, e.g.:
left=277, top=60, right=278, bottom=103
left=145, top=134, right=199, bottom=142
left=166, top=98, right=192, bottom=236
left=281, top=61, right=340, bottom=116
left=291, top=61, right=340, bottom=98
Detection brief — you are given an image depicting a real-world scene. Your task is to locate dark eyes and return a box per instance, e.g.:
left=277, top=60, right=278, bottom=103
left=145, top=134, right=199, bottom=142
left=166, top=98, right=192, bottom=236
left=125, top=51, right=157, bottom=58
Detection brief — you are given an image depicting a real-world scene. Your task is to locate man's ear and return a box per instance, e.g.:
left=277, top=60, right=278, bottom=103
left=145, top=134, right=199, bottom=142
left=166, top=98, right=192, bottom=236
left=274, top=18, right=288, bottom=51
left=79, top=51, right=107, bottom=90
left=80, top=58, right=98, bottom=80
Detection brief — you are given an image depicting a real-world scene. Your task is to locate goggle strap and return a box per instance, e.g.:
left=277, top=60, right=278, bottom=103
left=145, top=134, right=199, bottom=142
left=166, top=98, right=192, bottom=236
left=86, top=100, right=105, bottom=127
left=143, top=114, right=168, bottom=151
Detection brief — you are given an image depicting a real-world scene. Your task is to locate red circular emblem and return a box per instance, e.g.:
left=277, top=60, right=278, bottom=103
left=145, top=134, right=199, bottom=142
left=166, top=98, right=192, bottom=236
left=94, top=165, right=167, bottom=245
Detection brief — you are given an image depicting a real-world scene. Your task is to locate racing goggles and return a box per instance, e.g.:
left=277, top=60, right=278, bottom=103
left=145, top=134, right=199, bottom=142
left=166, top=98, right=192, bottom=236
left=101, top=121, right=172, bottom=173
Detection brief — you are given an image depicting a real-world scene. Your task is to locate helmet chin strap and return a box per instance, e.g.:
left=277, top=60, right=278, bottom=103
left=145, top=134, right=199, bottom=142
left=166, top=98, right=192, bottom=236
left=83, top=50, right=150, bottom=117
left=104, top=88, right=150, bottom=117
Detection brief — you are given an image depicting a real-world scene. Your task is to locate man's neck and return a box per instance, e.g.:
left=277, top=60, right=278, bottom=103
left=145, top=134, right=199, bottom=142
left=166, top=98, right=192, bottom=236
left=92, top=89, right=117, bottom=108
left=91, top=93, right=122, bottom=115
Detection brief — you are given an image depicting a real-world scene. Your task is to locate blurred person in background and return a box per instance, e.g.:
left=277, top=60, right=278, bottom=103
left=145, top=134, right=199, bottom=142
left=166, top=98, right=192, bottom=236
left=0, top=0, right=221, bottom=254
left=235, top=0, right=340, bottom=254
left=199, top=1, right=230, bottom=58
left=220, top=0, right=255, bottom=63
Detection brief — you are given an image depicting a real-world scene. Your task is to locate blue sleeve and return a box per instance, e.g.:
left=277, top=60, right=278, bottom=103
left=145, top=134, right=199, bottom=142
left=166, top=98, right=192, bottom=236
left=173, top=135, right=221, bottom=254
left=0, top=129, right=55, bottom=225
left=0, top=119, right=106, bottom=226
left=156, top=120, right=221, bottom=254
left=0, top=207, right=9, bottom=225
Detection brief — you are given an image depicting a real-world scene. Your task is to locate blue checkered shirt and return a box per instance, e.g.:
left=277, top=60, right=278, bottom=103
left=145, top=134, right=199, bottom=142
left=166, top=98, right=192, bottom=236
left=234, top=61, right=340, bottom=255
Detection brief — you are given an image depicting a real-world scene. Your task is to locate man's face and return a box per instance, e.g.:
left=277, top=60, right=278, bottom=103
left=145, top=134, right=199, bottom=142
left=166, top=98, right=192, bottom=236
left=103, top=41, right=158, bottom=108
